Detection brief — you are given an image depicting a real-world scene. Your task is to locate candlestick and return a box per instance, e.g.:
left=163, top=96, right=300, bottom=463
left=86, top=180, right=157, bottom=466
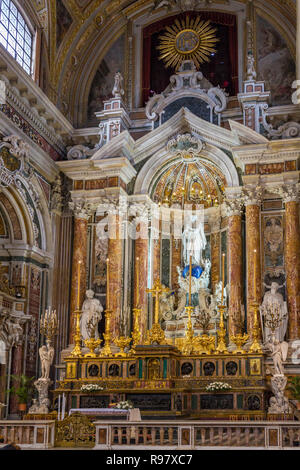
left=106, top=258, right=110, bottom=310
left=136, top=257, right=139, bottom=308
left=221, top=253, right=225, bottom=305
left=253, top=249, right=257, bottom=302
left=77, top=261, right=81, bottom=310
left=189, top=254, right=192, bottom=307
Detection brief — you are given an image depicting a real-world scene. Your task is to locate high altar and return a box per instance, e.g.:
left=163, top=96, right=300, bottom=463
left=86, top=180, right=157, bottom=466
left=52, top=58, right=295, bottom=419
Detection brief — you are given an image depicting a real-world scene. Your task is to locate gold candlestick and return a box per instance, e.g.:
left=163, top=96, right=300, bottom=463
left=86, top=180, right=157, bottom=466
left=100, top=309, right=113, bottom=356
left=70, top=309, right=82, bottom=357
left=249, top=249, right=262, bottom=353
left=146, top=279, right=169, bottom=344
left=70, top=260, right=83, bottom=357
left=106, top=258, right=110, bottom=310
left=77, top=261, right=81, bottom=310
left=136, top=257, right=140, bottom=308
left=131, top=307, right=141, bottom=349
left=215, top=253, right=228, bottom=354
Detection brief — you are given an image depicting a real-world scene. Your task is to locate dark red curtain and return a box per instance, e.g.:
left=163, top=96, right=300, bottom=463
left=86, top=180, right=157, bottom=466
left=142, top=11, right=238, bottom=105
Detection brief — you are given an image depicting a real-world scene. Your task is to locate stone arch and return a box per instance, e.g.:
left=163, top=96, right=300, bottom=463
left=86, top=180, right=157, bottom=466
left=134, top=142, right=239, bottom=196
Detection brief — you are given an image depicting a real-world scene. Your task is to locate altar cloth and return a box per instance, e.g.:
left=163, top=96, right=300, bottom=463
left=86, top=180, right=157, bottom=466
left=68, top=408, right=141, bottom=420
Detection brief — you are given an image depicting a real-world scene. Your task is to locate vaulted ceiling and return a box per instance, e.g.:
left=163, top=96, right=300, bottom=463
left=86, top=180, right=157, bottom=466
left=27, top=0, right=297, bottom=124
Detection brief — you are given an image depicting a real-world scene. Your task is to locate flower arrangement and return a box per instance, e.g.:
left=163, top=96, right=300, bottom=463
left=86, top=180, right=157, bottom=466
left=205, top=382, right=232, bottom=392
left=115, top=400, right=134, bottom=410
left=80, top=384, right=104, bottom=392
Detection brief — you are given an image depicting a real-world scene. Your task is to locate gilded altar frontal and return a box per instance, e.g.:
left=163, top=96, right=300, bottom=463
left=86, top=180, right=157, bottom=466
left=1, top=0, right=300, bottom=453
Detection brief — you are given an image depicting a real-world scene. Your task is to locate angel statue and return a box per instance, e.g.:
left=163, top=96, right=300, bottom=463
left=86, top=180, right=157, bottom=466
left=159, top=286, right=175, bottom=322
left=182, top=214, right=207, bottom=266
left=264, top=333, right=288, bottom=376
left=39, top=343, right=54, bottom=379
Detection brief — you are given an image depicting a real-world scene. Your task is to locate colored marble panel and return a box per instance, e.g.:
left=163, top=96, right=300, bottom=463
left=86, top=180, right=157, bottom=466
left=210, top=231, right=220, bottom=293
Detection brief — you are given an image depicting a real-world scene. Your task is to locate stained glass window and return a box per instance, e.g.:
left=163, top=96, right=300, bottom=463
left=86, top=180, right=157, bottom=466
left=0, top=0, right=33, bottom=75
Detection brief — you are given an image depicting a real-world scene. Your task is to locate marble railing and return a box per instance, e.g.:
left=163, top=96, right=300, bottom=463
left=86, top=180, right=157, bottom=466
left=94, top=420, right=300, bottom=449
left=0, top=420, right=55, bottom=449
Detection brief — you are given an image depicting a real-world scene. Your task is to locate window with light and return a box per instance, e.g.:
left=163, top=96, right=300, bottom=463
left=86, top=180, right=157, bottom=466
left=0, top=0, right=33, bottom=75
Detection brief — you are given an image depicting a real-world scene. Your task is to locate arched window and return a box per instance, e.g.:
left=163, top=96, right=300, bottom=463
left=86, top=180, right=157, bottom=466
left=0, top=0, right=33, bottom=75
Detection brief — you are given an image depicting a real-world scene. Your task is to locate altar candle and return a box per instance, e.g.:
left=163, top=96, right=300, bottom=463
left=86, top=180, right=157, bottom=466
left=221, top=253, right=225, bottom=305
left=254, top=249, right=257, bottom=302
left=189, top=254, right=192, bottom=306
left=106, top=258, right=110, bottom=310
left=77, top=261, right=81, bottom=310
left=136, top=257, right=139, bottom=308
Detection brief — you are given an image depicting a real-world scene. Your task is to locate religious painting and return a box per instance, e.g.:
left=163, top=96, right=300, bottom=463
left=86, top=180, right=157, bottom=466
left=93, top=228, right=108, bottom=293
left=263, top=215, right=284, bottom=268
left=249, top=358, right=261, bottom=376
left=87, top=34, right=125, bottom=125
left=256, top=15, right=295, bottom=106
left=56, top=0, right=73, bottom=49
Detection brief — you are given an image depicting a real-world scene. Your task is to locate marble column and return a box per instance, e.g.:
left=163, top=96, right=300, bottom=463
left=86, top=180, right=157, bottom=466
left=279, top=185, right=300, bottom=339
left=209, top=214, right=221, bottom=294
left=225, top=199, right=244, bottom=336
left=9, top=341, right=23, bottom=414
left=69, top=200, right=89, bottom=344
left=134, top=217, right=148, bottom=340
left=244, top=186, right=263, bottom=337
left=107, top=213, right=123, bottom=338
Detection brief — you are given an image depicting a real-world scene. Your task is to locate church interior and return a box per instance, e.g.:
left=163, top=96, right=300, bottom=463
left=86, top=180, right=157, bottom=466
left=0, top=0, right=300, bottom=451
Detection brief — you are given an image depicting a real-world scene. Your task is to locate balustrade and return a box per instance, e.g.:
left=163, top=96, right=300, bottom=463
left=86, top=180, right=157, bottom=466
left=0, top=420, right=55, bottom=449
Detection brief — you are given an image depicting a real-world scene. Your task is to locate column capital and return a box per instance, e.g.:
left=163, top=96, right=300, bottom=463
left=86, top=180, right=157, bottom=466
left=223, top=198, right=244, bottom=217
left=267, top=183, right=300, bottom=203
left=243, top=184, right=264, bottom=206
left=69, top=198, right=91, bottom=220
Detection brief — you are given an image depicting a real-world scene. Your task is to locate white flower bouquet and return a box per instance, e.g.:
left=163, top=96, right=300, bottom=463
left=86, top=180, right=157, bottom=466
left=205, top=382, right=232, bottom=392
left=80, top=384, right=104, bottom=392
left=115, top=400, right=134, bottom=410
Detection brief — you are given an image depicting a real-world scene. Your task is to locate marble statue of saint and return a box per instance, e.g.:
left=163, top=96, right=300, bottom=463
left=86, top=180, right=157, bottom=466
left=182, top=214, right=207, bottom=265
left=80, top=289, right=103, bottom=341
left=39, top=344, right=54, bottom=379
left=264, top=333, right=288, bottom=376
left=260, top=282, right=288, bottom=341
left=112, top=72, right=124, bottom=98
left=246, top=53, right=257, bottom=81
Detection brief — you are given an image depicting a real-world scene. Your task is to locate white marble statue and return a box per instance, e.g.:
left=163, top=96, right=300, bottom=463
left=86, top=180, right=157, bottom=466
left=246, top=53, right=257, bottom=81
left=269, top=374, right=291, bottom=414
left=39, top=343, right=54, bottom=379
left=112, top=72, right=124, bottom=98
left=182, top=214, right=207, bottom=265
left=260, top=282, right=288, bottom=342
left=265, top=333, right=288, bottom=376
left=80, top=289, right=103, bottom=341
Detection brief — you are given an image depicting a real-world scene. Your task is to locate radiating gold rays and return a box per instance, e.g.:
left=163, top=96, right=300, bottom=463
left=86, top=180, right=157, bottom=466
left=157, top=16, right=218, bottom=70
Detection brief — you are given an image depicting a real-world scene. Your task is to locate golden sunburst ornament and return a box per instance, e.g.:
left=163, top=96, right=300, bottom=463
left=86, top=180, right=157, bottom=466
left=157, top=16, right=218, bottom=70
